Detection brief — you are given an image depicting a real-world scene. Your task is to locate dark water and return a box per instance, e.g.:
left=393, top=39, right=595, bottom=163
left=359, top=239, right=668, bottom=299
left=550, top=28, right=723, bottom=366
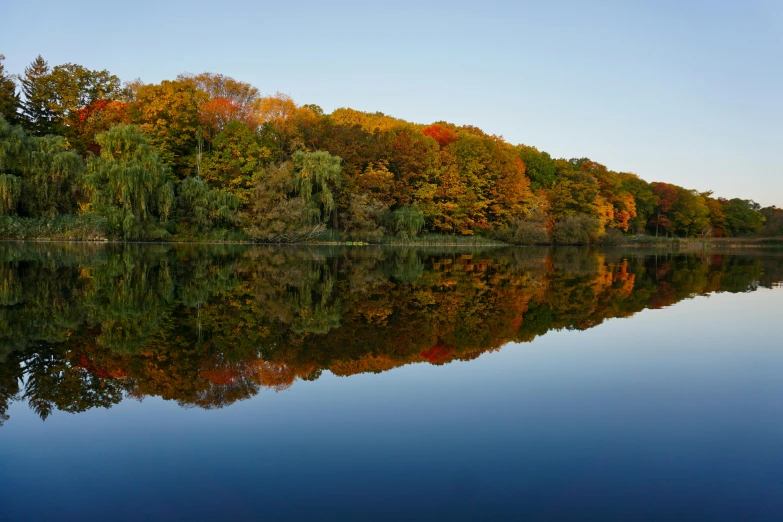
left=1, top=244, right=782, bottom=521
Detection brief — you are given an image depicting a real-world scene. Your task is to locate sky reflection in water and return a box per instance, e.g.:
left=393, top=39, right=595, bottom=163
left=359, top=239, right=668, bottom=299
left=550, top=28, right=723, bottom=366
left=0, top=244, right=782, bottom=521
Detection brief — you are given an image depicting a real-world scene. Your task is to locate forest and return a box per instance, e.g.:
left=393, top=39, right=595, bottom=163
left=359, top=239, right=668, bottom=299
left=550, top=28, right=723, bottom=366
left=1, top=243, right=782, bottom=425
left=0, top=54, right=781, bottom=243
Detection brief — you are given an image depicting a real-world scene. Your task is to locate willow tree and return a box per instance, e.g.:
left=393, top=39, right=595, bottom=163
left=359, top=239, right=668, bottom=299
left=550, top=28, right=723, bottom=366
left=290, top=150, right=341, bottom=226
left=20, top=135, right=83, bottom=216
left=0, top=175, right=20, bottom=215
left=177, top=176, right=239, bottom=232
left=0, top=115, right=25, bottom=175
left=390, top=205, right=425, bottom=238
left=86, top=125, right=174, bottom=239
left=0, top=117, right=23, bottom=215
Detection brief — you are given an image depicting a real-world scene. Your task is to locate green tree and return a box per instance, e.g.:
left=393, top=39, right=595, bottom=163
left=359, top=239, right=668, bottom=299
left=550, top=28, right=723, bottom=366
left=517, top=145, right=556, bottom=190
left=389, top=205, right=425, bottom=238
left=20, top=55, right=54, bottom=136
left=291, top=150, right=342, bottom=226
left=19, top=134, right=84, bottom=216
left=86, top=125, right=174, bottom=239
left=0, top=115, right=83, bottom=216
left=722, top=198, right=764, bottom=236
left=0, top=55, right=20, bottom=125
left=670, top=187, right=710, bottom=237
left=176, top=176, right=239, bottom=232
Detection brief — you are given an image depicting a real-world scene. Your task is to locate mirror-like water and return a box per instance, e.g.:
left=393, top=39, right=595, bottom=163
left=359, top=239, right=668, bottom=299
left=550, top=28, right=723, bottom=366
left=1, top=244, right=782, bottom=521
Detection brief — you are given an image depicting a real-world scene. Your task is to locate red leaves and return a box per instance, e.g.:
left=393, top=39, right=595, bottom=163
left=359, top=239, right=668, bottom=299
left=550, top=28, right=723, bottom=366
left=199, top=96, right=258, bottom=136
left=652, top=182, right=679, bottom=212
left=419, top=343, right=456, bottom=364
left=422, top=124, right=458, bottom=148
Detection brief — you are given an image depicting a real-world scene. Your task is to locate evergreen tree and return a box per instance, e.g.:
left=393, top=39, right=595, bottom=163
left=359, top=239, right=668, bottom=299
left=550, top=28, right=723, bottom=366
left=20, top=55, right=54, bottom=136
left=0, top=55, right=21, bottom=125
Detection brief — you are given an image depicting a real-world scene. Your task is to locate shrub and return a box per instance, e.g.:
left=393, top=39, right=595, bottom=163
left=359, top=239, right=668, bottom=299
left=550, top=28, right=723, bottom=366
left=510, top=219, right=550, bottom=245
left=552, top=214, right=603, bottom=245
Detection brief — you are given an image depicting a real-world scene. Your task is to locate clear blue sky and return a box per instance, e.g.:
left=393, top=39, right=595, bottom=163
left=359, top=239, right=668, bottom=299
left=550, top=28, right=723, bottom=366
left=3, top=0, right=782, bottom=206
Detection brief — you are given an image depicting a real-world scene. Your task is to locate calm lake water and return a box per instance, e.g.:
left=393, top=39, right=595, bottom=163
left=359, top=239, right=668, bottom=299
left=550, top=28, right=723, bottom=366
left=1, top=244, right=782, bottom=521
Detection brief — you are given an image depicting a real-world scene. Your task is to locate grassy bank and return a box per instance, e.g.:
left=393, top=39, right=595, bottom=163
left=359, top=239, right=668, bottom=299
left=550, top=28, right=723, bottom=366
left=1, top=215, right=781, bottom=249
left=0, top=215, right=108, bottom=241
left=598, top=235, right=783, bottom=250
left=379, top=234, right=506, bottom=247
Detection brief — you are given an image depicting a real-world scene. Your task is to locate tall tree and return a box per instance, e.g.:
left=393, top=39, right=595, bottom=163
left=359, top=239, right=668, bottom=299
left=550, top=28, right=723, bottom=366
left=44, top=63, right=124, bottom=138
left=20, top=55, right=54, bottom=136
left=128, top=80, right=207, bottom=176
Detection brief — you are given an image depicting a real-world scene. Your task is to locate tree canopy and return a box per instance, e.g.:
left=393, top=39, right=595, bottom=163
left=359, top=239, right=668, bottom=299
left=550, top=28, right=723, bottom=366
left=0, top=55, right=775, bottom=243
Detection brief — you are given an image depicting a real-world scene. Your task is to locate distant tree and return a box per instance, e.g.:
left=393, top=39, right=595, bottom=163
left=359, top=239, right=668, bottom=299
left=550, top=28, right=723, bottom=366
left=650, top=182, right=679, bottom=236
left=422, top=123, right=458, bottom=148
left=760, top=206, right=783, bottom=236
left=620, top=173, right=658, bottom=234
left=722, top=198, right=764, bottom=236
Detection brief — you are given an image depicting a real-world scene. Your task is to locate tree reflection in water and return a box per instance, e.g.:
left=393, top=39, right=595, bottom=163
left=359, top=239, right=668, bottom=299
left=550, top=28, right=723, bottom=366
left=1, top=243, right=781, bottom=425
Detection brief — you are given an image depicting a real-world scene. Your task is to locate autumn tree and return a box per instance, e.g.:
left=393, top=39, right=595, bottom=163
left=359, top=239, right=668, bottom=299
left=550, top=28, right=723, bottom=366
left=650, top=182, right=679, bottom=236
left=422, top=123, right=458, bottom=148
left=760, top=207, right=783, bottom=236
left=128, top=80, right=207, bottom=175
left=43, top=63, right=124, bottom=139
left=703, top=193, right=726, bottom=236
left=620, top=173, right=658, bottom=234
left=178, top=72, right=261, bottom=139
left=69, top=100, right=130, bottom=156
left=200, top=121, right=270, bottom=204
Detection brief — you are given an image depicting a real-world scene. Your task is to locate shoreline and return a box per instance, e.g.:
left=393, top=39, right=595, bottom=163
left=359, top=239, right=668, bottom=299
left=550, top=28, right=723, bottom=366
left=1, top=237, right=781, bottom=248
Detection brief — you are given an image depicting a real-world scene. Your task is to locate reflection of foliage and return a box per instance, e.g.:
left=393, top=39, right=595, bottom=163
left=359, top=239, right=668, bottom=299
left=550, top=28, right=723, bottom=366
left=85, top=247, right=176, bottom=354
left=0, top=244, right=782, bottom=425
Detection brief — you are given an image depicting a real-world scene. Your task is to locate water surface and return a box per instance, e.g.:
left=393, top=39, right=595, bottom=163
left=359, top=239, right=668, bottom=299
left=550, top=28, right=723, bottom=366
left=1, top=244, right=782, bottom=521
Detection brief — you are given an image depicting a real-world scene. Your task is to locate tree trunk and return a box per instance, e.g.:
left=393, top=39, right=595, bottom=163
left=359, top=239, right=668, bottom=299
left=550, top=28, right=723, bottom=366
left=656, top=212, right=660, bottom=237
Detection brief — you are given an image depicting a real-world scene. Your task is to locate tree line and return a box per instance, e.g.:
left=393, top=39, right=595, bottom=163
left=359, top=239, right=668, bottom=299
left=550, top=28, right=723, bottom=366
left=0, top=54, right=780, bottom=242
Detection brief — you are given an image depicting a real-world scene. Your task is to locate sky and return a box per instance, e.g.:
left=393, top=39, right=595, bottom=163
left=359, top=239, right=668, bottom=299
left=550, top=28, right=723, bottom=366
left=3, top=0, right=782, bottom=206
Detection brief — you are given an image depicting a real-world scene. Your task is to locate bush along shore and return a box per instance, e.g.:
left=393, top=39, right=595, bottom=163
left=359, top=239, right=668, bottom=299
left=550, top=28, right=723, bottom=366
left=1, top=213, right=780, bottom=249
left=0, top=55, right=781, bottom=245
